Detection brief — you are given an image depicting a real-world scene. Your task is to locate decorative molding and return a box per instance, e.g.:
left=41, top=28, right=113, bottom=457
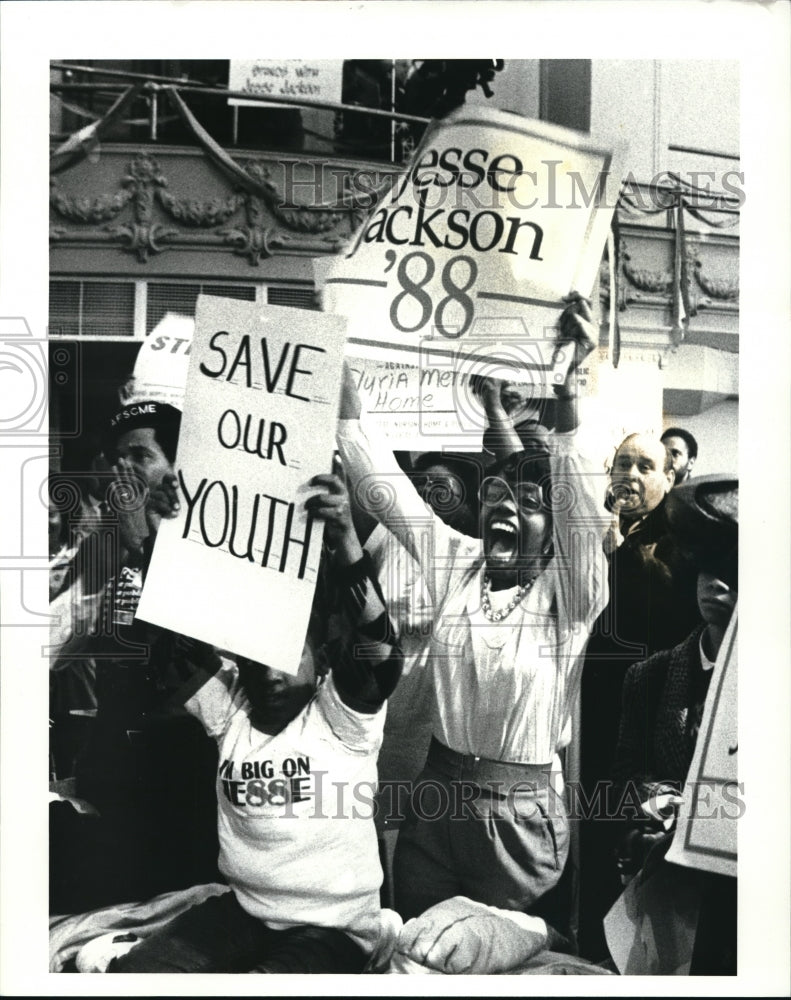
left=622, top=244, right=673, bottom=295
left=219, top=225, right=274, bottom=265
left=104, top=221, right=180, bottom=262
left=50, top=178, right=132, bottom=223
left=242, top=161, right=346, bottom=235
left=49, top=150, right=366, bottom=263
left=690, top=258, right=739, bottom=301
left=104, top=153, right=177, bottom=261
left=157, top=190, right=243, bottom=227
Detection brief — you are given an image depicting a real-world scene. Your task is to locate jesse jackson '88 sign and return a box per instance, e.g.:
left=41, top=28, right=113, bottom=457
left=320, top=106, right=625, bottom=386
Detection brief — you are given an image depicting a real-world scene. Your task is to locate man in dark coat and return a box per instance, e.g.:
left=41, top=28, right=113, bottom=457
left=577, top=432, right=701, bottom=960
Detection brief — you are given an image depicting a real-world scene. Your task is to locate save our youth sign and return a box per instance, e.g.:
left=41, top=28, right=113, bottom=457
left=137, top=297, right=347, bottom=675
left=319, top=106, right=625, bottom=405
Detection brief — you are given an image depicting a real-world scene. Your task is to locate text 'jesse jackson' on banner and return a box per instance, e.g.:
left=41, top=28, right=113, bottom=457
left=318, top=106, right=626, bottom=404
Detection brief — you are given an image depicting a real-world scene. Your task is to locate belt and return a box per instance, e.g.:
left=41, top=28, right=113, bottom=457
left=426, top=737, right=552, bottom=788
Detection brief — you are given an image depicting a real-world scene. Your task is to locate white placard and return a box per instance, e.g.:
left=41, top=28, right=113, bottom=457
left=666, top=606, right=739, bottom=877
left=320, top=106, right=625, bottom=384
left=123, top=312, right=194, bottom=409
left=228, top=59, right=343, bottom=108
left=137, top=297, right=347, bottom=675
left=347, top=355, right=547, bottom=450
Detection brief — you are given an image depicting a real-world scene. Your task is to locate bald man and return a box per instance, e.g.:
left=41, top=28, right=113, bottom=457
left=577, top=432, right=701, bottom=961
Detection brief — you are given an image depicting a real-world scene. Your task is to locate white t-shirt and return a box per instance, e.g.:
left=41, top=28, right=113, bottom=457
left=185, top=667, right=386, bottom=953
left=338, top=418, right=610, bottom=765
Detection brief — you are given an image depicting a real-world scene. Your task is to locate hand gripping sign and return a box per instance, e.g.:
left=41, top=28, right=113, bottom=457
left=137, top=297, right=347, bottom=675
left=318, top=106, right=626, bottom=397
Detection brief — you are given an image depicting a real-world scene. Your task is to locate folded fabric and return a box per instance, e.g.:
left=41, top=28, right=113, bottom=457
left=49, top=883, right=230, bottom=972
left=75, top=931, right=140, bottom=973
left=392, top=895, right=550, bottom=974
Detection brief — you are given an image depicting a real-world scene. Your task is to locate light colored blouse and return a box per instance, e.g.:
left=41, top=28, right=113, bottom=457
left=337, top=418, right=609, bottom=764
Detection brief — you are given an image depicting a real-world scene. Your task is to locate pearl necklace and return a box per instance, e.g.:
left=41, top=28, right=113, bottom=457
left=480, top=572, right=536, bottom=623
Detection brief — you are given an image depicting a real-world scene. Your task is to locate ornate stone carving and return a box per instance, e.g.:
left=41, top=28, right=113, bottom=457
left=691, top=258, right=739, bottom=301
left=157, top=191, right=243, bottom=227
left=105, top=221, right=180, bottom=262
left=50, top=178, right=132, bottom=223
left=105, top=153, right=177, bottom=261
left=622, top=246, right=673, bottom=294
left=219, top=192, right=273, bottom=265
left=48, top=150, right=400, bottom=265
left=243, top=161, right=346, bottom=234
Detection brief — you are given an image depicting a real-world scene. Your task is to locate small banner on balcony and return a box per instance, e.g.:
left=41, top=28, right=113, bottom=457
left=228, top=60, right=344, bottom=108
left=137, top=296, right=347, bottom=675
left=319, top=107, right=626, bottom=404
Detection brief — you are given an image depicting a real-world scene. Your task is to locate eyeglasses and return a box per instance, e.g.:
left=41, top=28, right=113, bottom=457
left=479, top=476, right=544, bottom=512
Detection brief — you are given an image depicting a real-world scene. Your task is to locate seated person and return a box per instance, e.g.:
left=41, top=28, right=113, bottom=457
left=106, top=471, right=404, bottom=974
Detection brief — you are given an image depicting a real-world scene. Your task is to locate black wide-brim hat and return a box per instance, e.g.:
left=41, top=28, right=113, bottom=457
left=664, top=474, right=738, bottom=571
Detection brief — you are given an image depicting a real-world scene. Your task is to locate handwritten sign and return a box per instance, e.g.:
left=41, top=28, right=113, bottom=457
left=137, top=297, right=347, bottom=675
left=666, top=606, right=739, bottom=877
left=319, top=106, right=625, bottom=384
left=228, top=60, right=343, bottom=108
left=346, top=355, right=547, bottom=450
left=122, top=312, right=194, bottom=409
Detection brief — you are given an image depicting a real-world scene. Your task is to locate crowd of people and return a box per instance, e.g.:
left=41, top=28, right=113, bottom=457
left=48, top=295, right=736, bottom=975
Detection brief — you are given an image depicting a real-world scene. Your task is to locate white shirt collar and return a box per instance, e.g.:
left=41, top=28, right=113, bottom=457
left=699, top=631, right=716, bottom=672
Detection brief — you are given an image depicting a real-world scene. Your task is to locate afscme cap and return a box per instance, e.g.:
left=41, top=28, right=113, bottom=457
left=104, top=400, right=181, bottom=455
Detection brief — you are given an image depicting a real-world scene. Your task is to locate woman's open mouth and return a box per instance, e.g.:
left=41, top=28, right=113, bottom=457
left=486, top=518, right=518, bottom=561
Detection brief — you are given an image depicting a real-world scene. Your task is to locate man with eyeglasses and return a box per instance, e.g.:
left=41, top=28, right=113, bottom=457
left=337, top=295, right=610, bottom=961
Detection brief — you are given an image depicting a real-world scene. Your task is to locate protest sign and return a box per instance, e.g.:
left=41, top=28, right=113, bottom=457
left=345, top=355, right=548, bottom=449
left=228, top=59, right=343, bottom=107
left=604, top=862, right=701, bottom=975
left=136, top=297, right=347, bottom=675
left=319, top=106, right=625, bottom=394
left=666, top=606, right=739, bottom=877
left=121, top=312, right=194, bottom=409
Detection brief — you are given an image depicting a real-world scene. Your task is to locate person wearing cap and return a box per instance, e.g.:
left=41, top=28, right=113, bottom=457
left=336, top=296, right=609, bottom=944
left=51, top=398, right=222, bottom=913
left=610, top=476, right=738, bottom=974
left=660, top=426, right=698, bottom=487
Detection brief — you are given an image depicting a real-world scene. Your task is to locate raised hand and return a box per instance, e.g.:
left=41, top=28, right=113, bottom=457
left=304, top=472, right=362, bottom=566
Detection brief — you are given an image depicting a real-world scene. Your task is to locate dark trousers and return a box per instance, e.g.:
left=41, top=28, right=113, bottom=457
left=53, top=715, right=221, bottom=913
left=393, top=739, right=569, bottom=923
left=110, top=890, right=368, bottom=974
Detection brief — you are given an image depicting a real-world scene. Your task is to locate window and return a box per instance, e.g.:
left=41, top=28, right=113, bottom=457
left=49, top=280, right=136, bottom=337
left=145, top=282, right=257, bottom=333
left=49, top=279, right=319, bottom=341
left=266, top=285, right=318, bottom=311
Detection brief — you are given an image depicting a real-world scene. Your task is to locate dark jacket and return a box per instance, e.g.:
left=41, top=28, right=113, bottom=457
left=612, top=625, right=710, bottom=802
